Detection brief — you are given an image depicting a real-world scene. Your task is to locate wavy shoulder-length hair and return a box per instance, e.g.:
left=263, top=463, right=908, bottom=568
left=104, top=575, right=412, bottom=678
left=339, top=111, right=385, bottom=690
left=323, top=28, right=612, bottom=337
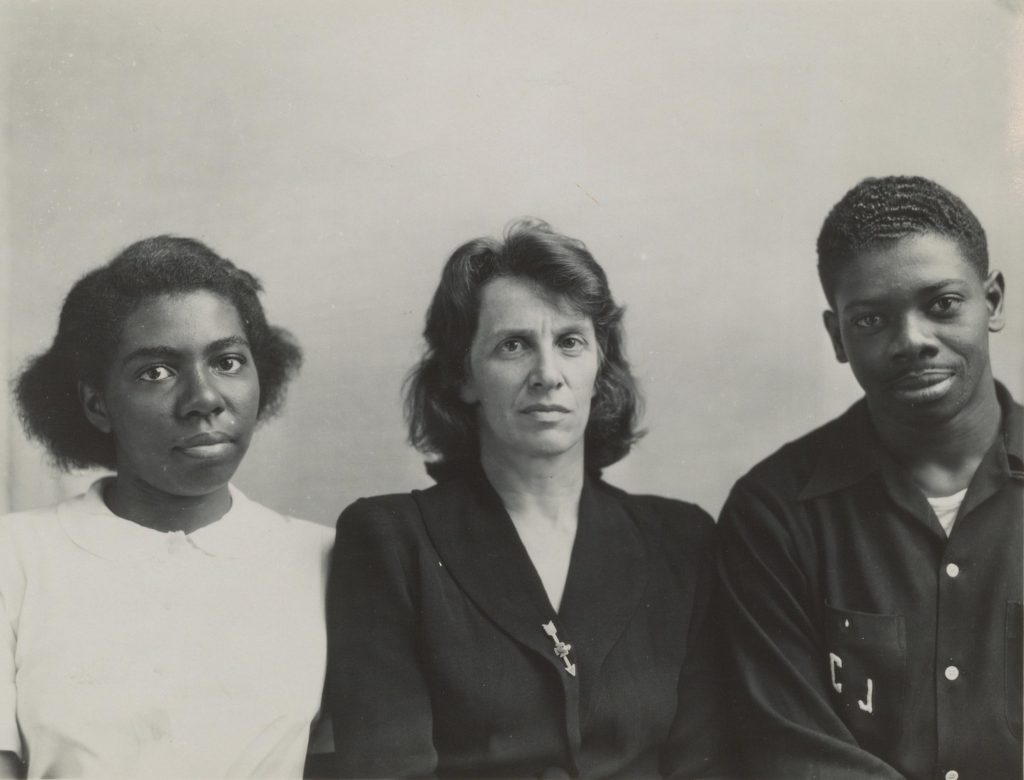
left=405, top=218, right=643, bottom=481
left=15, top=235, right=302, bottom=471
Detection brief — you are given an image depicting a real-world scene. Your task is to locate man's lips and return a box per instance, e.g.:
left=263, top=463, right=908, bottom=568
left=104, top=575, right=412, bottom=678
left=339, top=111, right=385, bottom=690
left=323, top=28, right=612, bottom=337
left=888, top=369, right=956, bottom=390
left=886, top=368, right=958, bottom=405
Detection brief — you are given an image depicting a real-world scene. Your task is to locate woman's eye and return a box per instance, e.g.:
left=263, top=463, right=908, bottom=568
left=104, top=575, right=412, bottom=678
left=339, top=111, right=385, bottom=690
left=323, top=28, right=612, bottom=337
left=498, top=339, right=524, bottom=354
left=853, top=313, right=883, bottom=329
left=560, top=335, right=585, bottom=352
left=138, top=366, right=173, bottom=382
left=929, top=295, right=962, bottom=315
left=216, top=355, right=246, bottom=373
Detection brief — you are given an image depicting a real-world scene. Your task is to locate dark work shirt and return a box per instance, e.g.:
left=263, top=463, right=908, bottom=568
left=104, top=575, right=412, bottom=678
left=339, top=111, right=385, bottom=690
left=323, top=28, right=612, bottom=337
left=717, top=383, right=1023, bottom=780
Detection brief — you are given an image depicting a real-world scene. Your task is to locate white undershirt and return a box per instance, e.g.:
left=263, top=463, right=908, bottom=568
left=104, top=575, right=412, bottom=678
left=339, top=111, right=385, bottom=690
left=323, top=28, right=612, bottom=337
left=926, top=488, right=968, bottom=537
left=0, top=479, right=333, bottom=778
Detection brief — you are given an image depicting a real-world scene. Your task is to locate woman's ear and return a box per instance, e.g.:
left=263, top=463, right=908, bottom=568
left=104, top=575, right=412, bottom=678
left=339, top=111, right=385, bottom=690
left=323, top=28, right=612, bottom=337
left=79, top=381, right=112, bottom=433
left=459, top=378, right=478, bottom=405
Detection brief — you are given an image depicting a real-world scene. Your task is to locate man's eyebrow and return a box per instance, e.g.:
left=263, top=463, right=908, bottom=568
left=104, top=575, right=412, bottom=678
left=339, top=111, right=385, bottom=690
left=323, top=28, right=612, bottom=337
left=919, top=278, right=968, bottom=294
left=842, top=279, right=970, bottom=310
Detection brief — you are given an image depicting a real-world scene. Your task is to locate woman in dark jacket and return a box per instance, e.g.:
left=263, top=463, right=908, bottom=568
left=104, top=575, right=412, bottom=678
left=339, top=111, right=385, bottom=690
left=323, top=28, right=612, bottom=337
left=326, top=219, right=731, bottom=779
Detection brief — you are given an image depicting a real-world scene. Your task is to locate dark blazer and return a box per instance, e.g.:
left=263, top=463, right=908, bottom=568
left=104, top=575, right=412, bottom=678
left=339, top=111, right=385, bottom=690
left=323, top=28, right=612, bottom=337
left=326, top=466, right=732, bottom=779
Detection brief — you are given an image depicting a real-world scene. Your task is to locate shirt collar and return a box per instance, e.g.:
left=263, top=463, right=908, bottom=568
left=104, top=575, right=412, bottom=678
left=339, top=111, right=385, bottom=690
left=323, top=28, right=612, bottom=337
left=58, top=478, right=283, bottom=561
left=798, top=381, right=1023, bottom=501
left=1001, top=384, right=1024, bottom=478
left=796, top=400, right=878, bottom=501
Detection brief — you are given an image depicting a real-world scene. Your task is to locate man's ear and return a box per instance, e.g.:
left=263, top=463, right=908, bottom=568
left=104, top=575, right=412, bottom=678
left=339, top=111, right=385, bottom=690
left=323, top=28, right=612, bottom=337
left=79, top=381, right=112, bottom=433
left=822, top=310, right=848, bottom=363
left=985, top=269, right=1006, bottom=333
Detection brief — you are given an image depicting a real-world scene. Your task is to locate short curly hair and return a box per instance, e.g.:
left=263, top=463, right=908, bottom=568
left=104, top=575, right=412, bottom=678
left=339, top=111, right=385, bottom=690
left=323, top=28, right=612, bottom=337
left=817, top=175, right=988, bottom=307
left=15, top=236, right=302, bottom=471
left=405, top=218, right=643, bottom=481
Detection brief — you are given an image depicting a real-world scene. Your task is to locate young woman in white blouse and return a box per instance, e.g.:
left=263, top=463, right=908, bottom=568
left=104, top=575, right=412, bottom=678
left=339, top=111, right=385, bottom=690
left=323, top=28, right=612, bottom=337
left=1, top=236, right=332, bottom=779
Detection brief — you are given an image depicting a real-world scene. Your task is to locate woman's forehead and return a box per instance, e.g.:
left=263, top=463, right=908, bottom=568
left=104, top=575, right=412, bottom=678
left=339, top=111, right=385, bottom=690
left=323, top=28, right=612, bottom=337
left=477, top=276, right=590, bottom=326
left=114, top=290, right=246, bottom=353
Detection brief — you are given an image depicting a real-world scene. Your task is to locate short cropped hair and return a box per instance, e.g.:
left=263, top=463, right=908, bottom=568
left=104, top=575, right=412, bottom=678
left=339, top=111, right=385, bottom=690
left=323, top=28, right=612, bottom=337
left=15, top=236, right=302, bottom=471
left=817, top=175, right=988, bottom=307
left=405, top=218, right=643, bottom=480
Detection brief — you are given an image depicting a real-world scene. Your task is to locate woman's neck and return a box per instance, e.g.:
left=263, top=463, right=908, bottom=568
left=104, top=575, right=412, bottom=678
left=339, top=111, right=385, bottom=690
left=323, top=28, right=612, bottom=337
left=104, top=477, right=232, bottom=534
left=479, top=447, right=583, bottom=612
left=479, top=447, right=584, bottom=528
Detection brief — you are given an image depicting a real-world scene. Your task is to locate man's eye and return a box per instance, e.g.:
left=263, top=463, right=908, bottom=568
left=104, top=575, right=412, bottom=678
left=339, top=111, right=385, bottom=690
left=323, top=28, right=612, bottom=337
left=853, top=314, right=883, bottom=329
left=216, top=356, right=246, bottom=373
left=138, top=366, right=173, bottom=382
left=930, top=295, right=962, bottom=315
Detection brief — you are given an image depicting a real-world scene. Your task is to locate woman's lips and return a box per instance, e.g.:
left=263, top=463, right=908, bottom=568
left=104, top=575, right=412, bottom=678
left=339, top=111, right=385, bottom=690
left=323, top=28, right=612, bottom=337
left=175, top=432, right=235, bottom=459
left=521, top=404, right=570, bottom=413
left=177, top=442, right=235, bottom=459
left=521, top=404, right=571, bottom=423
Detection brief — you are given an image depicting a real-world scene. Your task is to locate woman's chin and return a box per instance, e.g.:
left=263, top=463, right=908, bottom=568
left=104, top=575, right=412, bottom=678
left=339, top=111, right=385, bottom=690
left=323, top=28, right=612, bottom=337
left=511, top=434, right=587, bottom=464
left=143, top=464, right=240, bottom=500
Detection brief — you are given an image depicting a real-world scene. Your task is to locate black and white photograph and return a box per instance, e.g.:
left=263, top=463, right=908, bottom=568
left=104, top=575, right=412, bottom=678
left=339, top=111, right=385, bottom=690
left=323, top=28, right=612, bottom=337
left=1, top=1, right=1022, bottom=778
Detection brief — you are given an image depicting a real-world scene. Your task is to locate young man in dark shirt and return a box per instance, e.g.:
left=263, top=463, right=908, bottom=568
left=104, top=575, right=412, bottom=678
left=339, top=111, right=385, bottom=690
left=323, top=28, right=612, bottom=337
left=717, top=176, right=1022, bottom=780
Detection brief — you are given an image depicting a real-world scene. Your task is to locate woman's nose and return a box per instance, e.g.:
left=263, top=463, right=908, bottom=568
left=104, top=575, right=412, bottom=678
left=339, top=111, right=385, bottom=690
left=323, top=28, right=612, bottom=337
left=529, top=347, right=564, bottom=389
left=178, top=369, right=225, bottom=417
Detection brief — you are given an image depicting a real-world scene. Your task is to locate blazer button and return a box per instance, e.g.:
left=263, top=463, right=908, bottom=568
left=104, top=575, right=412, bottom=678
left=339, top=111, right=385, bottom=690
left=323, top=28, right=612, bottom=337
left=538, top=767, right=571, bottom=779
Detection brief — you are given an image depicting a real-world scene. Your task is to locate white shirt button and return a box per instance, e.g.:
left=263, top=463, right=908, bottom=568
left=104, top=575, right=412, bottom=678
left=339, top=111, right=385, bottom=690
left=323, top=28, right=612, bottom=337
left=944, top=665, right=959, bottom=681
left=945, top=770, right=958, bottom=780
left=167, top=531, right=190, bottom=554
left=946, top=563, right=960, bottom=578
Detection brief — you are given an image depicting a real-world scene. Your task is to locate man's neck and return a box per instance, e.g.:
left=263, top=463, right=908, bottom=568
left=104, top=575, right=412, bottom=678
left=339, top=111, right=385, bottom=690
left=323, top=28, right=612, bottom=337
left=869, top=381, right=1002, bottom=496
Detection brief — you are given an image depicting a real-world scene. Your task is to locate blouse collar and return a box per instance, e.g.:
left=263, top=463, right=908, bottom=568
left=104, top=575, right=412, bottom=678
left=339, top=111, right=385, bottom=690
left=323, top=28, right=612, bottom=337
left=58, top=478, right=283, bottom=561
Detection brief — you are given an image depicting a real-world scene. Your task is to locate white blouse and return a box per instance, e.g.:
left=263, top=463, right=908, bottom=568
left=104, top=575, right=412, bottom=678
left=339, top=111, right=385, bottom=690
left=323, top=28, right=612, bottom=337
left=0, top=479, right=333, bottom=778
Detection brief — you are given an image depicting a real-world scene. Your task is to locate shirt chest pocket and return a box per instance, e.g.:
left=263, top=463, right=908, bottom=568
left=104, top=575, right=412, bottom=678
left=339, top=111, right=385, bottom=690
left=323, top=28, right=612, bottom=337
left=824, top=604, right=907, bottom=752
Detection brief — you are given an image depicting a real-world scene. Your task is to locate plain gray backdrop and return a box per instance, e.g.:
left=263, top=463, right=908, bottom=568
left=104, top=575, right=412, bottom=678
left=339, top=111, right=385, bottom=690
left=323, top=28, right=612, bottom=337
left=2, top=0, right=1022, bottom=523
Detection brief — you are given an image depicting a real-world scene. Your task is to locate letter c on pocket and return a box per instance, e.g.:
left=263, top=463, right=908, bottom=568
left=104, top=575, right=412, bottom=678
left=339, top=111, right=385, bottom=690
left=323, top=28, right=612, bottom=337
left=829, top=652, right=843, bottom=693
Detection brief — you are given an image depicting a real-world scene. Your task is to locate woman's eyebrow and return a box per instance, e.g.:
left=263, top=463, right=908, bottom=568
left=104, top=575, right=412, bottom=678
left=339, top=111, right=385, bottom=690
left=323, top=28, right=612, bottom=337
left=120, top=345, right=181, bottom=365
left=553, top=323, right=589, bottom=336
left=205, top=336, right=251, bottom=354
left=489, top=328, right=532, bottom=340
left=120, top=337, right=251, bottom=366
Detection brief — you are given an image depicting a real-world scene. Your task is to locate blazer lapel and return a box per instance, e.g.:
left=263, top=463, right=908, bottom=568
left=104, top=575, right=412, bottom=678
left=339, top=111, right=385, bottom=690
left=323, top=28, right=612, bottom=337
left=413, top=471, right=649, bottom=713
left=557, top=477, right=649, bottom=715
left=412, top=470, right=566, bottom=668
